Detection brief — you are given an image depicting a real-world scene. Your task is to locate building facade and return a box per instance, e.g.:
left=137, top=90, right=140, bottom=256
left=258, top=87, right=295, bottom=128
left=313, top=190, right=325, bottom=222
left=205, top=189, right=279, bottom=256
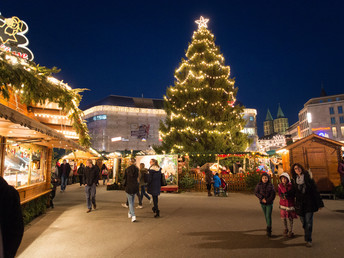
left=84, top=95, right=259, bottom=152
left=297, top=93, right=344, bottom=142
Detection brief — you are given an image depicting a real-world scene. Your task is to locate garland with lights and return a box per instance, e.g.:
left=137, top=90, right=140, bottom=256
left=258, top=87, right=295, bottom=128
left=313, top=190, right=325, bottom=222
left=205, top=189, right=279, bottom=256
left=0, top=51, right=91, bottom=147
left=158, top=16, right=249, bottom=154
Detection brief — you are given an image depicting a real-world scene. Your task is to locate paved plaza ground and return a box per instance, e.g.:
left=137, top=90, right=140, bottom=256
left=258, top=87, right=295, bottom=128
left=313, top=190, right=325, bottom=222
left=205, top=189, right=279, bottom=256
left=17, top=183, right=344, bottom=258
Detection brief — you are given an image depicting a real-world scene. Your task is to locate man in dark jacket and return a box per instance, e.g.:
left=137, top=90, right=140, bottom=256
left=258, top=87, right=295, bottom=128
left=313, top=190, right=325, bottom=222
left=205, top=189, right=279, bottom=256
left=77, top=163, right=85, bottom=186
left=58, top=159, right=71, bottom=192
left=0, top=176, right=24, bottom=258
left=83, top=159, right=100, bottom=213
left=204, top=165, right=213, bottom=196
left=123, top=158, right=139, bottom=222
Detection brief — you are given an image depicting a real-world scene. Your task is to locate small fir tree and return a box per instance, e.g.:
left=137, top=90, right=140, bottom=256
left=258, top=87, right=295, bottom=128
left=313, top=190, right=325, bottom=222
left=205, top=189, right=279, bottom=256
left=159, top=16, right=249, bottom=154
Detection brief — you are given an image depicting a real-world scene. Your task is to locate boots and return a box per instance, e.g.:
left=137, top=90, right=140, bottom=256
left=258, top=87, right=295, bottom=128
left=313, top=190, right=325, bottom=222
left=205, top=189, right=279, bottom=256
left=266, top=226, right=272, bottom=237
left=154, top=210, right=160, bottom=218
left=207, top=190, right=212, bottom=196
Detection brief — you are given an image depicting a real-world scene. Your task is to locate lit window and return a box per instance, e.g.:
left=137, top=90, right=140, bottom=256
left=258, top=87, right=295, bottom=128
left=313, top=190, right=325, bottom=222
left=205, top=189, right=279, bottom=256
left=329, top=107, right=334, bottom=114
left=341, top=126, right=344, bottom=137
left=338, top=106, right=343, bottom=114
left=331, top=117, right=336, bottom=124
left=332, top=127, right=337, bottom=138
left=249, top=116, right=254, bottom=121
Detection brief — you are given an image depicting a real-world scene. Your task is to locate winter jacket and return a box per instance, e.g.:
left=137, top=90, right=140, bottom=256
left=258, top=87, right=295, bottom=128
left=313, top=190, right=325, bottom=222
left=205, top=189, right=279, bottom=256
left=292, top=172, right=324, bottom=216
left=124, top=165, right=139, bottom=194
left=338, top=162, right=344, bottom=178
left=254, top=173, right=276, bottom=205
left=0, top=177, right=24, bottom=258
left=278, top=183, right=295, bottom=208
left=58, top=163, right=71, bottom=178
left=213, top=175, right=221, bottom=188
left=147, top=165, right=162, bottom=196
left=205, top=168, right=213, bottom=184
left=77, top=164, right=85, bottom=175
left=139, top=168, right=148, bottom=186
left=83, top=165, right=99, bottom=186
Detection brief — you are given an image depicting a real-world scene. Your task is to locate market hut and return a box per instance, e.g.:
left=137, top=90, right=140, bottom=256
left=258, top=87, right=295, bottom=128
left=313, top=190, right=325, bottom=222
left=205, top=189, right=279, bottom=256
left=278, top=134, right=344, bottom=192
left=0, top=13, right=90, bottom=206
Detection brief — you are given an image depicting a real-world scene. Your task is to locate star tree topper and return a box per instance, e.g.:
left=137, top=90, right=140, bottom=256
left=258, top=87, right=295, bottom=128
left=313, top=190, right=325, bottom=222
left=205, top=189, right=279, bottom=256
left=195, top=16, right=209, bottom=29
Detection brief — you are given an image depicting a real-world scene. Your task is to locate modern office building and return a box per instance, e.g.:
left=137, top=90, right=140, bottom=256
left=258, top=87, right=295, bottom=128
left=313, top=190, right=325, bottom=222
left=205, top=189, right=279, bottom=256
left=297, top=93, right=344, bottom=142
left=83, top=95, right=259, bottom=152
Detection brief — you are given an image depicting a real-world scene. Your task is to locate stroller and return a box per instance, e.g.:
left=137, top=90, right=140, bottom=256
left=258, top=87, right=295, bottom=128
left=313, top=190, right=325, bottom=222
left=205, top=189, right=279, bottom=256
left=219, top=177, right=229, bottom=197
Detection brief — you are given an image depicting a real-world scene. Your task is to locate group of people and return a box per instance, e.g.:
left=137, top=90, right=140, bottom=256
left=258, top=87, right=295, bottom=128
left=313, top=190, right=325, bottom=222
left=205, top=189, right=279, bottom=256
left=123, top=158, right=162, bottom=222
left=254, top=163, right=324, bottom=248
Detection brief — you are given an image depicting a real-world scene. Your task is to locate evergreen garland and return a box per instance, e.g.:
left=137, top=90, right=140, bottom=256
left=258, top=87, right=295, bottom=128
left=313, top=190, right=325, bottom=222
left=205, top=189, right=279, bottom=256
left=0, top=51, right=91, bottom=147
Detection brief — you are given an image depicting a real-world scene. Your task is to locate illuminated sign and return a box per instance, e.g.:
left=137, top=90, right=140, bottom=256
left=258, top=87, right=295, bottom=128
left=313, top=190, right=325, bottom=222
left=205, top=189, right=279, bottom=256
left=312, top=127, right=330, bottom=131
left=318, top=132, right=329, bottom=138
left=0, top=14, right=34, bottom=60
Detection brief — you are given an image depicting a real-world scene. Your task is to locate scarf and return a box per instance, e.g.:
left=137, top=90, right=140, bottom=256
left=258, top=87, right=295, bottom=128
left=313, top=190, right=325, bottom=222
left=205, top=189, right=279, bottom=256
left=296, top=174, right=306, bottom=194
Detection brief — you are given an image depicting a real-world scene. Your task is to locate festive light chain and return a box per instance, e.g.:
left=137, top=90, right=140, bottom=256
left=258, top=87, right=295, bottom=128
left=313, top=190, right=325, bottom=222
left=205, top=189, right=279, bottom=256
left=176, top=60, right=228, bottom=74
left=34, top=113, right=68, bottom=119
left=185, top=41, right=217, bottom=57
left=171, top=99, right=236, bottom=112
left=187, top=51, right=225, bottom=63
left=175, top=70, right=230, bottom=85
left=168, top=84, right=234, bottom=95
left=170, top=112, right=226, bottom=126
left=164, top=125, right=243, bottom=137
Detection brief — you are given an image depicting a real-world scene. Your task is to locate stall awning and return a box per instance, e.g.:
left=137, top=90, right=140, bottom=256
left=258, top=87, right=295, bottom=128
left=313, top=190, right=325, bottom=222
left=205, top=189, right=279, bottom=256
left=0, top=103, right=84, bottom=150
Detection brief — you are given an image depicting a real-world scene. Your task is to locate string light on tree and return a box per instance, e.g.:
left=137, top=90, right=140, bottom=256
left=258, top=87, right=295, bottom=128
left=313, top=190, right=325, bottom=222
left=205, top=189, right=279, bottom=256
left=157, top=16, right=249, bottom=154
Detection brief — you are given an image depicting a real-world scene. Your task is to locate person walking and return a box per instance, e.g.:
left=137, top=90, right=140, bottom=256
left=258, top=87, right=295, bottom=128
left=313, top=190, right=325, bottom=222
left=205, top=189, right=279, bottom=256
left=123, top=158, right=139, bottom=222
left=83, top=159, right=100, bottom=213
left=58, top=159, right=71, bottom=192
left=139, top=163, right=151, bottom=205
left=205, top=165, right=213, bottom=196
left=147, top=159, right=162, bottom=218
left=254, top=173, right=276, bottom=237
left=338, top=157, right=344, bottom=187
left=50, top=168, right=59, bottom=208
left=77, top=163, right=85, bottom=186
left=278, top=172, right=297, bottom=238
left=291, top=163, right=324, bottom=247
left=101, top=164, right=109, bottom=185
left=0, top=176, right=24, bottom=258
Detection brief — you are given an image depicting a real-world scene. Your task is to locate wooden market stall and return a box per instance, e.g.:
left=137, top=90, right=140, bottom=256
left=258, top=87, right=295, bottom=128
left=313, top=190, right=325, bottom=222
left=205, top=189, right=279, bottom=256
left=278, top=134, right=344, bottom=192
left=0, top=100, right=85, bottom=204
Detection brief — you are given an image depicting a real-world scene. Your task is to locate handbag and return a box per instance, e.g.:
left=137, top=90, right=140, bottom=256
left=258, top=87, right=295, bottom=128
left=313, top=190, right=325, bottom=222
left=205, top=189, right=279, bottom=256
left=161, top=173, right=167, bottom=186
left=102, top=169, right=108, bottom=176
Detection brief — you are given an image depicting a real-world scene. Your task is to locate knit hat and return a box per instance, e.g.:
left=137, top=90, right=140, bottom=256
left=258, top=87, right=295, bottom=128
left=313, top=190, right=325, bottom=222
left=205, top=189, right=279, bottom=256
left=279, top=172, right=290, bottom=183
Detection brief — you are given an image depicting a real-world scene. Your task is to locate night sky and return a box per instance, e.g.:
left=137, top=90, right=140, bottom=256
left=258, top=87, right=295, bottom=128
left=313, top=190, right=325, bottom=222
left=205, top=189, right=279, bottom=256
left=1, top=0, right=344, bottom=136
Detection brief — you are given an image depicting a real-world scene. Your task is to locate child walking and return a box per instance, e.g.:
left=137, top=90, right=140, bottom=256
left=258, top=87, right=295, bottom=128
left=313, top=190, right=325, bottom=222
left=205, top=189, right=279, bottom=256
left=254, top=173, right=276, bottom=237
left=278, top=173, right=297, bottom=238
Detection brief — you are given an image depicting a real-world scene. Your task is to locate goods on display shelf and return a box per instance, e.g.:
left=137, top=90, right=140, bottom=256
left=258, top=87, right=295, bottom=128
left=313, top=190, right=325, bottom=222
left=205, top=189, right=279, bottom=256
left=3, top=140, right=47, bottom=187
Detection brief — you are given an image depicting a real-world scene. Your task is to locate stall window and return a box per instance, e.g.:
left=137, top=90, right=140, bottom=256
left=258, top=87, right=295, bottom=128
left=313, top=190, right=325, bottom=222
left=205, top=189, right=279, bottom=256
left=3, top=141, right=47, bottom=188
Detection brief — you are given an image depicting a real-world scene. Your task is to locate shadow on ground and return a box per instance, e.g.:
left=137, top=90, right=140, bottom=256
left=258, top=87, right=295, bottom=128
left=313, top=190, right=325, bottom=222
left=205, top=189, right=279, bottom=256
left=187, top=229, right=305, bottom=250
left=334, top=210, right=344, bottom=213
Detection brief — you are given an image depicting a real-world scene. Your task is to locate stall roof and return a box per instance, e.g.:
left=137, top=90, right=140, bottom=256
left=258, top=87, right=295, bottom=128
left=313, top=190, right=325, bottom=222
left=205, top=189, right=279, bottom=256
left=0, top=103, right=84, bottom=150
left=280, top=134, right=344, bottom=151
left=61, top=150, right=99, bottom=160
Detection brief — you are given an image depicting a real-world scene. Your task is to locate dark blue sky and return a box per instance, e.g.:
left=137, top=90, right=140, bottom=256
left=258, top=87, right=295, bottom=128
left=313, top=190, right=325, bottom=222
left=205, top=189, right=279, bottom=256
left=1, top=0, right=344, bottom=136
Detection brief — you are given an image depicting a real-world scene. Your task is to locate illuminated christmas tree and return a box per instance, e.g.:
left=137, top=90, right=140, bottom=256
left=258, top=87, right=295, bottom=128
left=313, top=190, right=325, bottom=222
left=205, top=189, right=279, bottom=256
left=159, top=16, right=249, bottom=154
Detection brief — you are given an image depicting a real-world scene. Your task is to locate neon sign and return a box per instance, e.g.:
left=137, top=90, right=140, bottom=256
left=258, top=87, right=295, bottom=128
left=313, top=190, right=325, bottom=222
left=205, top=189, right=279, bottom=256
left=0, top=14, right=34, bottom=60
